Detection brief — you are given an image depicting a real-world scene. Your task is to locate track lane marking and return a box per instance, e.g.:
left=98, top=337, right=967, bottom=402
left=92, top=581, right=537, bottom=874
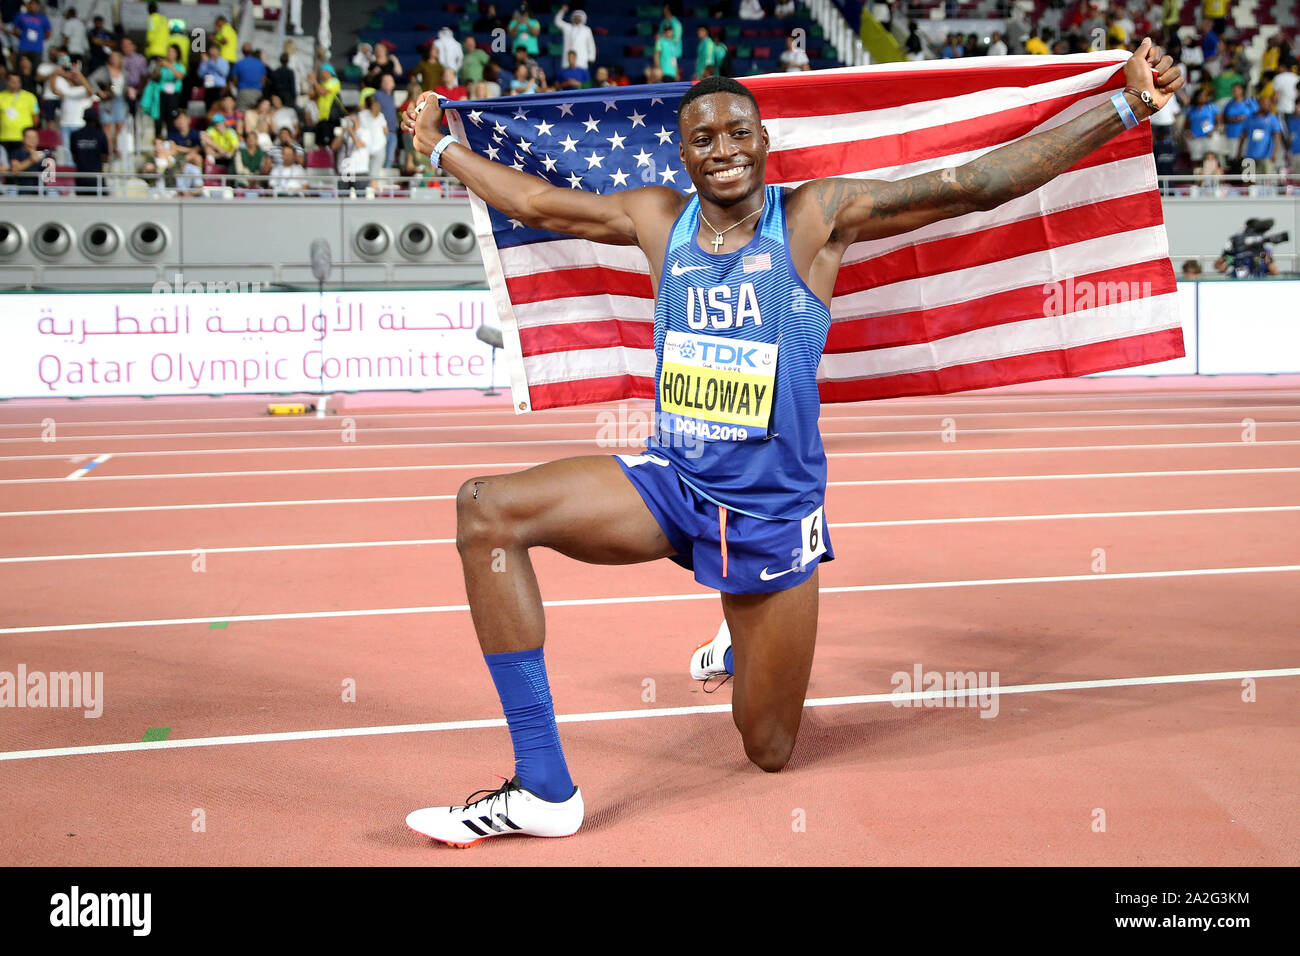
left=2, top=666, right=1296, bottom=762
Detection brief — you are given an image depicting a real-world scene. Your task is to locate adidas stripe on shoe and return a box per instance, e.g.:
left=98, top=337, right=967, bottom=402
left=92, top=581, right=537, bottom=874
left=690, top=619, right=732, bottom=681
left=406, top=775, right=584, bottom=847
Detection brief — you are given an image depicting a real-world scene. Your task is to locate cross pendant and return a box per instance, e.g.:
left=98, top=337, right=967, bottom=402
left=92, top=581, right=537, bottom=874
left=711, top=232, right=725, bottom=253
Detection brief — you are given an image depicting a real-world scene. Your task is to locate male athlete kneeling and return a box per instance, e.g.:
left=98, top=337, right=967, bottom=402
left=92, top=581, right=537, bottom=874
left=402, top=42, right=1182, bottom=846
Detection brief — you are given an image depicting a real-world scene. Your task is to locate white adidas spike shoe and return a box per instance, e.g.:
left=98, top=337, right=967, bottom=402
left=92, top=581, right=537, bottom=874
left=690, top=619, right=733, bottom=681
left=406, top=776, right=584, bottom=848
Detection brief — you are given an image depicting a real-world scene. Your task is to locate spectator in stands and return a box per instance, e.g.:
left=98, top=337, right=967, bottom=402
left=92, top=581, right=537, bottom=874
left=594, top=66, right=614, bottom=88
left=36, top=47, right=65, bottom=129
left=334, top=102, right=370, bottom=189
left=695, top=25, right=717, bottom=80
left=775, top=0, right=796, bottom=17
left=153, top=45, right=186, bottom=127
left=1181, top=260, right=1202, bottom=278
left=214, top=93, right=243, bottom=132
left=198, top=46, right=231, bottom=110
left=69, top=106, right=107, bottom=194
left=654, top=23, right=679, bottom=82
left=780, top=35, right=809, bottom=72
left=1261, top=35, right=1283, bottom=77
left=479, top=62, right=504, bottom=98
left=8, top=126, right=53, bottom=192
left=1005, top=7, right=1029, bottom=54
left=904, top=21, right=924, bottom=61
left=269, top=125, right=305, bottom=168
left=1025, top=29, right=1050, bottom=56
left=138, top=135, right=177, bottom=187
left=462, top=36, right=491, bottom=89
left=738, top=0, right=765, bottom=22
left=365, top=42, right=403, bottom=88
left=435, top=27, right=463, bottom=75
left=939, top=34, right=961, bottom=59
left=1274, top=63, right=1298, bottom=122
left=1238, top=95, right=1284, bottom=177
left=232, top=46, right=268, bottom=112
left=352, top=42, right=376, bottom=75
left=311, top=64, right=342, bottom=146
left=1148, top=79, right=1181, bottom=145
left=235, top=129, right=270, bottom=187
left=411, top=44, right=442, bottom=93
left=357, top=91, right=389, bottom=178
left=1153, top=125, right=1178, bottom=184
left=554, top=7, right=597, bottom=72
left=14, top=54, right=40, bottom=96
left=270, top=146, right=305, bottom=193
left=269, top=92, right=300, bottom=137
left=511, top=47, right=540, bottom=83
left=214, top=15, right=238, bottom=64
left=0, top=71, right=39, bottom=154
left=269, top=52, right=297, bottom=107
left=169, top=111, right=200, bottom=154
left=1221, top=83, right=1257, bottom=162
left=11, top=0, right=51, bottom=60
left=144, top=2, right=170, bottom=61
left=1161, top=0, right=1180, bottom=46
left=435, top=67, right=468, bottom=104
left=51, top=54, right=94, bottom=163
left=89, top=51, right=128, bottom=159
left=60, top=7, right=87, bottom=62
left=475, top=3, right=506, bottom=36
left=371, top=74, right=398, bottom=168
left=120, top=37, right=148, bottom=106
left=509, top=4, right=541, bottom=57
left=202, top=112, right=239, bottom=170
left=509, top=62, right=538, bottom=95
left=174, top=147, right=205, bottom=197
left=283, top=39, right=311, bottom=108
left=1198, top=20, right=1220, bottom=75
left=1202, top=0, right=1226, bottom=37
left=987, top=32, right=1008, bottom=57
left=557, top=51, right=589, bottom=89
left=1184, top=86, right=1221, bottom=165
left=244, top=97, right=276, bottom=150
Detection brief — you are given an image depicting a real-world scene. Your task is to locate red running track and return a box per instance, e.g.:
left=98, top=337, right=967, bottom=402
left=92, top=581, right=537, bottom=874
left=0, top=377, right=1297, bottom=865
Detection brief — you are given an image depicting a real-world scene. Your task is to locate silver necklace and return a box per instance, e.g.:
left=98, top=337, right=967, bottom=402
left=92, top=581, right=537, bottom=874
left=698, top=202, right=764, bottom=253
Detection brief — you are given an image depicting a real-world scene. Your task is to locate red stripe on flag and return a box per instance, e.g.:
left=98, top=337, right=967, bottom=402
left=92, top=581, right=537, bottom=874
left=527, top=373, right=655, bottom=411
left=765, top=88, right=1144, bottom=182
left=816, top=328, right=1186, bottom=403
left=826, top=258, right=1177, bottom=353
left=507, top=265, right=653, bottom=304
left=519, top=318, right=654, bottom=356
left=745, top=61, right=1125, bottom=118
left=832, top=189, right=1166, bottom=297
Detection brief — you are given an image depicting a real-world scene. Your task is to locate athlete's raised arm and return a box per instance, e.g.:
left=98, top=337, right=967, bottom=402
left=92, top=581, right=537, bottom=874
left=404, top=92, right=684, bottom=246
left=791, top=38, right=1183, bottom=248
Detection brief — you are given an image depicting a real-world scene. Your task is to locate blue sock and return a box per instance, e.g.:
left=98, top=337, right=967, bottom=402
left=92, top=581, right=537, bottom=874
left=484, top=647, right=574, bottom=803
left=723, top=646, right=734, bottom=675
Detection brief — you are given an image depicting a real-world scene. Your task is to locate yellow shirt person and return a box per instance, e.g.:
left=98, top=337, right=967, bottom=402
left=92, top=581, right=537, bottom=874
left=146, top=11, right=172, bottom=59
left=0, top=86, right=40, bottom=142
left=1025, top=35, right=1049, bottom=55
left=215, top=20, right=238, bottom=63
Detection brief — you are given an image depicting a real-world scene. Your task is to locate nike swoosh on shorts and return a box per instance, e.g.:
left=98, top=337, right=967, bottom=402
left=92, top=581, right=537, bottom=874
left=758, top=566, right=800, bottom=581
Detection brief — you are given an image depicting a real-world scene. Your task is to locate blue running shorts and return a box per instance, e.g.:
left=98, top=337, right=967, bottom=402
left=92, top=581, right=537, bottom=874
left=614, top=452, right=834, bottom=595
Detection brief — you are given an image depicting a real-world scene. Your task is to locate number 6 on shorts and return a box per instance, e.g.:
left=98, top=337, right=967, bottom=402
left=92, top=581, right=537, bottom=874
left=799, top=505, right=827, bottom=569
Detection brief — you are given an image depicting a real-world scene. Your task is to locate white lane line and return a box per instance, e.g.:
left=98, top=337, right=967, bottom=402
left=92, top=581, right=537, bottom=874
left=5, top=463, right=1300, bottom=489
left=0, top=495, right=459, bottom=518
left=3, top=419, right=1299, bottom=452
left=2, top=666, right=1297, bottom=763
left=3, top=564, right=1297, bottom=635
left=0, top=538, right=457, bottom=563
left=63, top=454, right=111, bottom=480
left=8, top=436, right=1300, bottom=467
left=5, top=505, right=1298, bottom=563
left=3, top=403, right=1298, bottom=440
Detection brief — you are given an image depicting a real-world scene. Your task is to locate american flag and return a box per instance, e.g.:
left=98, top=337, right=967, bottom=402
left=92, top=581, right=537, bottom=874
left=444, top=53, right=1183, bottom=413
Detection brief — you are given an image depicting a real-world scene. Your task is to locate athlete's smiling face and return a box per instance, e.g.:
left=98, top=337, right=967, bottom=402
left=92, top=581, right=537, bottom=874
left=678, top=93, right=769, bottom=207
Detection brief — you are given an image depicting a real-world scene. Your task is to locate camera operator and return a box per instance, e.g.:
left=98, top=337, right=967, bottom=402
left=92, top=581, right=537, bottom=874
left=1215, top=218, right=1288, bottom=278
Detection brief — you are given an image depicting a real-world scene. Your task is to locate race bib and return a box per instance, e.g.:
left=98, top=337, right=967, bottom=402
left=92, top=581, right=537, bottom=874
left=799, top=505, right=827, bottom=568
left=659, top=330, right=776, bottom=441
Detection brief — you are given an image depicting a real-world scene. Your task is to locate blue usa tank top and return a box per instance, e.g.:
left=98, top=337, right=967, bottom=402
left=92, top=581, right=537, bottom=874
left=645, top=184, right=832, bottom=520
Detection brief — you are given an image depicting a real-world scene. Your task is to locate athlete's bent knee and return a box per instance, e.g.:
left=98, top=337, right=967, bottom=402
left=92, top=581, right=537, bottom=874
left=456, top=477, right=521, bottom=555
left=743, top=731, right=795, bottom=773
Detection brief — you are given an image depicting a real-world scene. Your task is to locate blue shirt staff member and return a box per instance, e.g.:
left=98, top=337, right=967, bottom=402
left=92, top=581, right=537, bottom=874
left=399, top=42, right=1185, bottom=846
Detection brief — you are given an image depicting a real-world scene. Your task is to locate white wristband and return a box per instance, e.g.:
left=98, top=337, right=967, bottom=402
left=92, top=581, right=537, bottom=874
left=430, top=134, right=459, bottom=170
